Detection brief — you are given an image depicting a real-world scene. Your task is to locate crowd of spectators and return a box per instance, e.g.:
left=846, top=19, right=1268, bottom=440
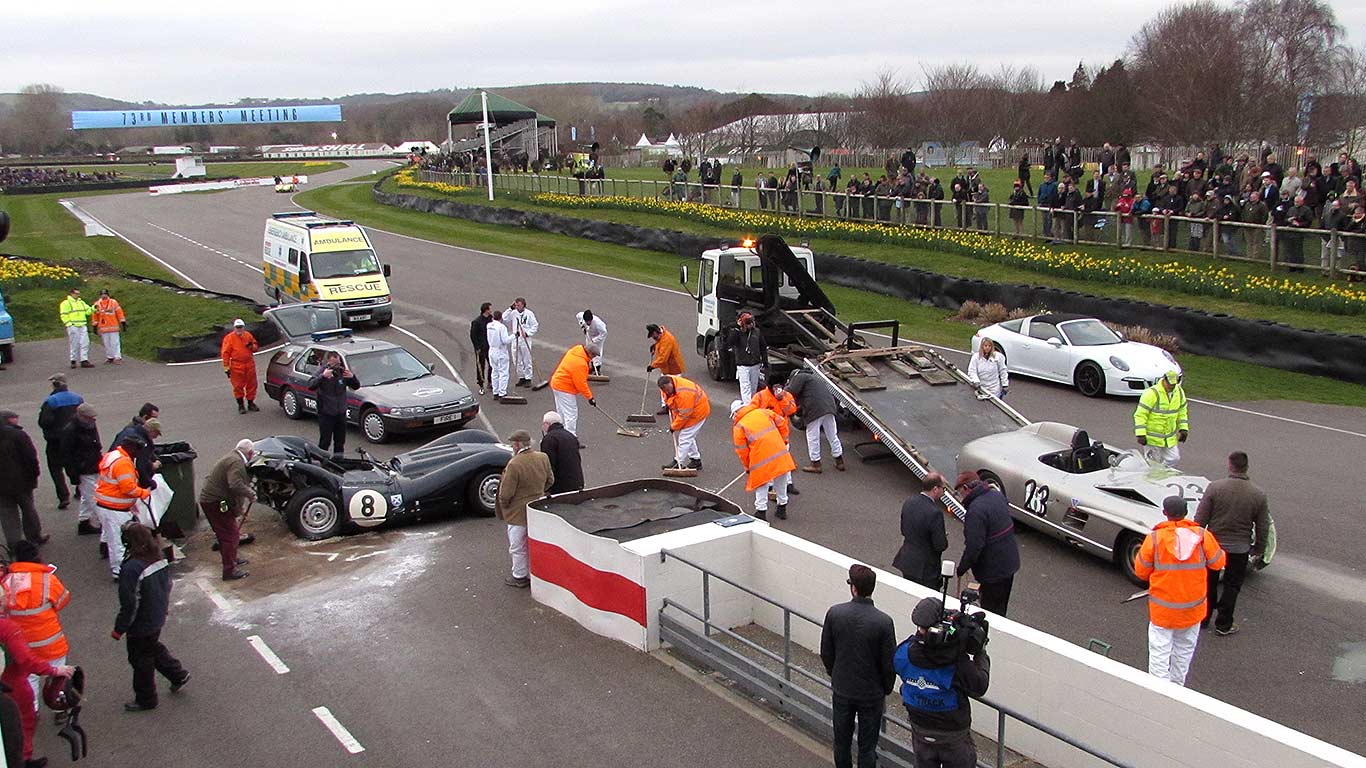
left=0, top=166, right=121, bottom=189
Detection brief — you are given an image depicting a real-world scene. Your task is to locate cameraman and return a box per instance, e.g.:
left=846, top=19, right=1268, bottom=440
left=308, top=351, right=360, bottom=455
left=893, top=596, right=991, bottom=768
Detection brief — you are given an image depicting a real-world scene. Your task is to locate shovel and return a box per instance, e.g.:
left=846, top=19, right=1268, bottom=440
left=627, top=374, right=658, bottom=424
left=592, top=400, right=642, bottom=438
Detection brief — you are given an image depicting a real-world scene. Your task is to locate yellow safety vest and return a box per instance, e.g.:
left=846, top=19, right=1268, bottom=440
left=59, top=297, right=93, bottom=327
left=1134, top=384, right=1189, bottom=448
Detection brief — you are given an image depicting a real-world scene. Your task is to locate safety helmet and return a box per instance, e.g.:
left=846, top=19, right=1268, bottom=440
left=43, top=666, right=84, bottom=711
left=1162, top=369, right=1181, bottom=386
left=729, top=399, right=745, bottom=420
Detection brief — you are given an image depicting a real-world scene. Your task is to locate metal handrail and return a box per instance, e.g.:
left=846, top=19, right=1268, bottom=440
left=658, top=548, right=1138, bottom=768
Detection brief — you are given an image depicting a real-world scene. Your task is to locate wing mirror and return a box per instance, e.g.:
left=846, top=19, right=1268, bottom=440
left=382, top=264, right=392, bottom=277
left=679, top=263, right=697, bottom=300
left=1047, top=337, right=1064, bottom=348
left=427, top=362, right=436, bottom=373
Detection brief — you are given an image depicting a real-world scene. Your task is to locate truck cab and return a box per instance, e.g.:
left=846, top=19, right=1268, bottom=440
left=680, top=236, right=840, bottom=381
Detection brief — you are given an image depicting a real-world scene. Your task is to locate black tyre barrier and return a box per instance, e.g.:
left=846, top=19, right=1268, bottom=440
left=0, top=178, right=182, bottom=196
left=374, top=186, right=1366, bottom=386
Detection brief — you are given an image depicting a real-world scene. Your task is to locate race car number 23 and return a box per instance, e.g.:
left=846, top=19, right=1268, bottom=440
left=1022, top=479, right=1050, bottom=517
left=348, top=489, right=388, bottom=527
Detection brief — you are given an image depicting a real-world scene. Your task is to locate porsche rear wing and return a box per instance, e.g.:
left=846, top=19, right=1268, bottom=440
left=807, top=345, right=1030, bottom=521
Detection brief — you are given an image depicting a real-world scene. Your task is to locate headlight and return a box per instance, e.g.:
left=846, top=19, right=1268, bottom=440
left=389, top=406, right=420, bottom=416
left=1109, top=356, right=1130, bottom=371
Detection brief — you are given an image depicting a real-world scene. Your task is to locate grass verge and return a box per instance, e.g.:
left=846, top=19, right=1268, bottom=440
left=1, top=190, right=262, bottom=359
left=297, top=180, right=1366, bottom=407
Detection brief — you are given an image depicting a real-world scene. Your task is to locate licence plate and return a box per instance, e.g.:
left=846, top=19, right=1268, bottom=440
left=433, top=413, right=461, bottom=425
left=351, top=313, right=371, bottom=321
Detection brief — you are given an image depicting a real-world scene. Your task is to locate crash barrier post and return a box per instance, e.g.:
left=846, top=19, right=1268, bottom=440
left=471, top=172, right=1366, bottom=277
left=660, top=546, right=1135, bottom=768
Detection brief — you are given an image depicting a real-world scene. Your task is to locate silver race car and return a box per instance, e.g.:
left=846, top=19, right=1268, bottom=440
left=957, top=421, right=1275, bottom=584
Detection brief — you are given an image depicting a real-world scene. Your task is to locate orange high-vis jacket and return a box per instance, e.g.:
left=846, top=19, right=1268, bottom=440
left=550, top=346, right=594, bottom=399
left=749, top=388, right=797, bottom=422
left=91, top=297, right=126, bottom=333
left=1133, top=519, right=1225, bottom=629
left=1, top=562, right=71, bottom=662
left=664, top=376, right=710, bottom=431
left=649, top=327, right=685, bottom=375
left=732, top=405, right=796, bottom=491
left=94, top=447, right=150, bottom=511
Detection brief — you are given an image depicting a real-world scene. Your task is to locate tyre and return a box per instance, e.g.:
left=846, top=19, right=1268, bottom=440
left=374, top=314, right=392, bottom=327
left=286, top=487, right=343, bottom=540
left=976, top=469, right=1005, bottom=495
left=466, top=468, right=500, bottom=517
left=1074, top=361, right=1105, bottom=398
left=280, top=389, right=304, bottom=420
left=360, top=407, right=388, bottom=443
left=0, top=343, right=13, bottom=364
left=1115, top=530, right=1147, bottom=586
left=273, top=287, right=281, bottom=304
left=705, top=337, right=724, bottom=381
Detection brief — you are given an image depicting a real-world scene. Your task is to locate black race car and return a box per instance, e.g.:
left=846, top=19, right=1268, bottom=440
left=250, top=429, right=512, bottom=540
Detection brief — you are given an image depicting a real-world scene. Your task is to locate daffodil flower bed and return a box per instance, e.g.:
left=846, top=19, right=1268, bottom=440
left=394, top=167, right=466, bottom=195
left=524, top=193, right=1366, bottom=316
left=0, top=258, right=80, bottom=290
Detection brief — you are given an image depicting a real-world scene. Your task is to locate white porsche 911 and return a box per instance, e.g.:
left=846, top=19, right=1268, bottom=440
left=971, top=313, right=1180, bottom=397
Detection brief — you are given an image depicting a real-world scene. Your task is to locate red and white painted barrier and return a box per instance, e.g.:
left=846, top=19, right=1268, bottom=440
left=148, top=175, right=309, bottom=195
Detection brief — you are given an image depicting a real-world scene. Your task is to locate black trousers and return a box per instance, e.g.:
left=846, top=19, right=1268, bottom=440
left=0, top=691, right=21, bottom=767
left=978, top=576, right=1014, bottom=616
left=1205, top=552, right=1250, bottom=631
left=127, top=631, right=187, bottom=707
left=45, top=442, right=70, bottom=504
left=317, top=412, right=347, bottom=454
left=475, top=348, right=489, bottom=388
left=909, top=726, right=977, bottom=768
left=832, top=693, right=884, bottom=768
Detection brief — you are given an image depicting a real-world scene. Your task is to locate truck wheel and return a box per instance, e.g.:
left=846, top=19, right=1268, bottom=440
left=286, top=487, right=343, bottom=540
left=0, top=343, right=12, bottom=364
left=1116, top=531, right=1146, bottom=586
left=280, top=389, right=304, bottom=420
left=466, top=469, right=500, bottom=517
left=375, top=315, right=392, bottom=327
left=361, top=408, right=388, bottom=443
left=705, top=337, right=725, bottom=381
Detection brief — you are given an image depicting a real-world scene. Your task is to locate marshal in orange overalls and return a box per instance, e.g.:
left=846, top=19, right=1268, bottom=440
left=221, top=326, right=260, bottom=406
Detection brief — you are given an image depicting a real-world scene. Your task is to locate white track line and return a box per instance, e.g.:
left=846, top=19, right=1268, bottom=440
left=58, top=202, right=206, bottom=289
left=148, top=222, right=264, bottom=273
left=246, top=635, right=291, bottom=674
left=312, top=707, right=365, bottom=754
left=198, top=580, right=234, bottom=613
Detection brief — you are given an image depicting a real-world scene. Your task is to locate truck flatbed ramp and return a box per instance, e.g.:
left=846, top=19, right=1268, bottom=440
left=808, top=345, right=1030, bottom=518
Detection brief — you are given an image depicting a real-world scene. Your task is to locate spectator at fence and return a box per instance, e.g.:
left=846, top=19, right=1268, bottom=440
left=1186, top=194, right=1208, bottom=252
left=1037, top=172, right=1058, bottom=241
left=1158, top=182, right=1186, bottom=249
left=1017, top=155, right=1032, bottom=195
left=951, top=174, right=969, bottom=228
left=972, top=184, right=989, bottom=230
left=1242, top=190, right=1269, bottom=262
left=1082, top=171, right=1104, bottom=240
left=755, top=173, right=767, bottom=210
left=731, top=167, right=743, bottom=207
left=1345, top=206, right=1366, bottom=275
left=1007, top=182, right=1029, bottom=236
left=876, top=176, right=894, bottom=221
left=860, top=174, right=874, bottom=219
left=1215, top=195, right=1241, bottom=256
left=1116, top=188, right=1137, bottom=247
left=811, top=178, right=826, bottom=215
left=1283, top=191, right=1314, bottom=272
left=929, top=177, right=944, bottom=226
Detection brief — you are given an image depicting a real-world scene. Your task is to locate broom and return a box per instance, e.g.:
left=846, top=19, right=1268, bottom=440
left=626, top=375, right=658, bottom=424
left=662, top=430, right=698, bottom=477
left=591, top=400, right=642, bottom=438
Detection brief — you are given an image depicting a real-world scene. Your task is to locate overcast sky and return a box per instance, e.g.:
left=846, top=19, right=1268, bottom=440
left=6, top=0, right=1366, bottom=103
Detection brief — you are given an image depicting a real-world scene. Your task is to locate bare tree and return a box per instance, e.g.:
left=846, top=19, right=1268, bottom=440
left=848, top=69, right=916, bottom=152
left=983, top=65, right=1044, bottom=147
left=1308, top=45, right=1366, bottom=154
left=1239, top=0, right=1344, bottom=142
left=919, top=63, right=991, bottom=164
left=1128, top=2, right=1249, bottom=146
left=12, top=83, right=66, bottom=154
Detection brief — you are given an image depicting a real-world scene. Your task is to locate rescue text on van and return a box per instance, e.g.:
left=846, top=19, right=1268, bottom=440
left=263, top=211, right=393, bottom=325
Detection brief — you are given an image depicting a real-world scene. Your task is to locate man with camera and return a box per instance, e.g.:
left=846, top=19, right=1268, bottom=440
left=894, top=593, right=991, bottom=768
left=308, top=351, right=360, bottom=456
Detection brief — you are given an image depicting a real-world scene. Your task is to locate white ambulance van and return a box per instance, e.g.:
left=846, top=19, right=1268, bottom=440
left=262, top=211, right=393, bottom=325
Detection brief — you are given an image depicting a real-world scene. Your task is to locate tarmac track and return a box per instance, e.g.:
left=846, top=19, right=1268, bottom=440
left=64, top=160, right=1366, bottom=755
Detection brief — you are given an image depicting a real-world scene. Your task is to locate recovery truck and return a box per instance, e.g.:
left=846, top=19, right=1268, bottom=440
left=679, top=235, right=1029, bottom=518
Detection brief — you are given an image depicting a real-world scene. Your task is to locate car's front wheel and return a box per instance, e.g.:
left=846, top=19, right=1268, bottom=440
left=466, top=468, right=500, bottom=517
left=361, top=407, right=388, bottom=443
left=1074, top=361, right=1105, bottom=398
left=281, top=389, right=304, bottom=420
left=286, top=487, right=343, bottom=540
left=1116, top=530, right=1147, bottom=586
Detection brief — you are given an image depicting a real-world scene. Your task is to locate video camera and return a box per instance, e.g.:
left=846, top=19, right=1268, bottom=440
left=924, top=560, right=990, bottom=655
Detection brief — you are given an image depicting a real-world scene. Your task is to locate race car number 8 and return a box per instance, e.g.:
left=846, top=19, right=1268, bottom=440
left=349, top=489, right=388, bottom=527
left=1022, top=479, right=1049, bottom=517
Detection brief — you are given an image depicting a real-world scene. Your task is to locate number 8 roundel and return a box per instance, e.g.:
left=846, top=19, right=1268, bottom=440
left=348, top=489, right=388, bottom=527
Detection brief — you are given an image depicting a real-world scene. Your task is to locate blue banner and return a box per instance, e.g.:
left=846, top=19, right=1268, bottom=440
left=71, top=104, right=342, bottom=130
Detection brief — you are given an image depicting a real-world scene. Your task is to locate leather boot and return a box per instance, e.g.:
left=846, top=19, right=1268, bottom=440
left=834, top=455, right=846, bottom=471
left=236, top=398, right=246, bottom=414
left=775, top=504, right=788, bottom=520
left=754, top=509, right=767, bottom=520
left=246, top=400, right=260, bottom=412
left=801, top=460, right=823, bottom=474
